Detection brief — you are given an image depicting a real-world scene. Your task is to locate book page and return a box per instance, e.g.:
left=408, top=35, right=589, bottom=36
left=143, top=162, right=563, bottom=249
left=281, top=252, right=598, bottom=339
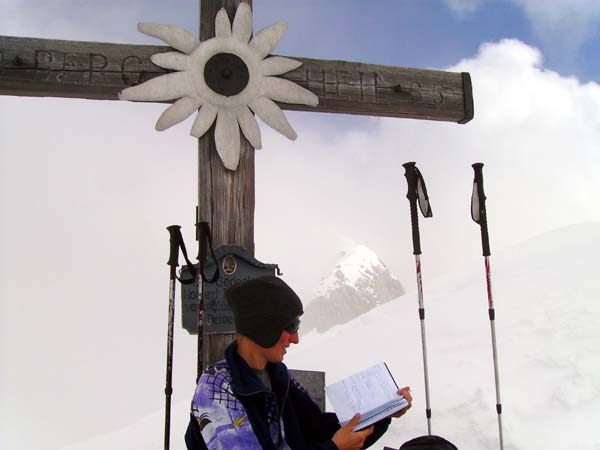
left=325, top=362, right=404, bottom=425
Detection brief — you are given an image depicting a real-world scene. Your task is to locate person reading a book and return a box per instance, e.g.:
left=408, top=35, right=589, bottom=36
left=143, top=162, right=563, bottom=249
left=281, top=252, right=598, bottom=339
left=185, top=275, right=412, bottom=450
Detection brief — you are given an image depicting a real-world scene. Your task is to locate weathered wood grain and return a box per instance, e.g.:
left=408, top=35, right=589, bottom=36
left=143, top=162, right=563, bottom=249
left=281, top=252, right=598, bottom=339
left=198, top=122, right=255, bottom=367
left=198, top=0, right=256, bottom=368
left=0, top=34, right=473, bottom=123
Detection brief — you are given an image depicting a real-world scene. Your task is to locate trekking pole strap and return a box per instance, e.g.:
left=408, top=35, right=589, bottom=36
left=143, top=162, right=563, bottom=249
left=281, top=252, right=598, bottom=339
left=403, top=162, right=421, bottom=255
left=403, top=162, right=433, bottom=256
left=471, top=163, right=491, bottom=257
left=167, top=225, right=197, bottom=284
left=196, top=221, right=220, bottom=284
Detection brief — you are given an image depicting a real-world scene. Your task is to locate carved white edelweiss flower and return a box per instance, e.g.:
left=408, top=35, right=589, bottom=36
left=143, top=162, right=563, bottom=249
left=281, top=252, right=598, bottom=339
left=119, top=2, right=318, bottom=171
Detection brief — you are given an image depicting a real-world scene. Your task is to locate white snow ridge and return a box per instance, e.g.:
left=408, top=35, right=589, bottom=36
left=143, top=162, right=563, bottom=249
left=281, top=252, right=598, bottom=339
left=302, top=244, right=406, bottom=334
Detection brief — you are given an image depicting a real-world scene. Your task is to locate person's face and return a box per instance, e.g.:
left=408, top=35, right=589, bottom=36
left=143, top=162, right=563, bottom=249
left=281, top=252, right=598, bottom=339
left=263, top=319, right=300, bottom=364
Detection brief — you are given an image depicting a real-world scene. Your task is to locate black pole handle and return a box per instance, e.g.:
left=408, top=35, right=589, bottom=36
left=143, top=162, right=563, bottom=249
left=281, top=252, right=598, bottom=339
left=472, top=163, right=491, bottom=256
left=195, top=221, right=219, bottom=284
left=196, top=222, right=208, bottom=264
left=167, top=225, right=181, bottom=268
left=403, top=162, right=422, bottom=255
left=167, top=225, right=197, bottom=284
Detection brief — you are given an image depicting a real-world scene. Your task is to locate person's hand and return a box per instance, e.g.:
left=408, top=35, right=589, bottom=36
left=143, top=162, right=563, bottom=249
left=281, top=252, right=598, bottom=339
left=332, top=413, right=374, bottom=450
left=390, top=386, right=412, bottom=419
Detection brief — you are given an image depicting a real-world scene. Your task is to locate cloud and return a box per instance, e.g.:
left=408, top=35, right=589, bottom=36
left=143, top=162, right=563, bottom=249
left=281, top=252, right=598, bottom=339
left=444, top=0, right=489, bottom=17
left=444, top=0, right=600, bottom=59
left=0, top=0, right=196, bottom=43
left=256, top=37, right=600, bottom=299
left=512, top=0, right=600, bottom=51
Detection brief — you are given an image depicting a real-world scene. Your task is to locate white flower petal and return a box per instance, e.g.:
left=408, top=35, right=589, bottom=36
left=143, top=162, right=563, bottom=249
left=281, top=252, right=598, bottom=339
left=151, top=52, right=189, bottom=71
left=119, top=72, right=190, bottom=101
left=215, top=9, right=232, bottom=38
left=190, top=103, right=218, bottom=138
left=249, top=96, right=297, bottom=140
left=215, top=110, right=241, bottom=171
left=262, top=76, right=318, bottom=107
left=232, top=2, right=253, bottom=43
left=260, top=56, right=302, bottom=76
left=138, top=23, right=199, bottom=54
left=156, top=97, right=200, bottom=131
left=250, top=21, right=287, bottom=58
left=236, top=106, right=262, bottom=149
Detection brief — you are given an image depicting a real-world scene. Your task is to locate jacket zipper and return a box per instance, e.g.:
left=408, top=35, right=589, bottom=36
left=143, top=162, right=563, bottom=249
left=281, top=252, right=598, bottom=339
left=272, top=377, right=290, bottom=449
left=236, top=375, right=290, bottom=449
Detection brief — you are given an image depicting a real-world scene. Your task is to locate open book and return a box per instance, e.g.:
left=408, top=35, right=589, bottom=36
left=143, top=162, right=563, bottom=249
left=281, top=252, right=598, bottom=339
left=325, top=362, right=408, bottom=431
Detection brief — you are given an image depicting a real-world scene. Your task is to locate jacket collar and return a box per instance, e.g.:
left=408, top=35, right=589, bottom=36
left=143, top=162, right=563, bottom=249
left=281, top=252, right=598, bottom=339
left=225, top=341, right=289, bottom=397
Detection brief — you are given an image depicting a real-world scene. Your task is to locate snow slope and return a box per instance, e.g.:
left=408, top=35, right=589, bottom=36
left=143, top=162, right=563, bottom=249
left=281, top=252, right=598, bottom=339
left=62, top=223, right=600, bottom=450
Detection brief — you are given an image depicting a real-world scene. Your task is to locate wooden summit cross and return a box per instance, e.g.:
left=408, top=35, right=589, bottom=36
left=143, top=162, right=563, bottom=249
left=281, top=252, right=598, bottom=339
left=0, top=0, right=473, bottom=367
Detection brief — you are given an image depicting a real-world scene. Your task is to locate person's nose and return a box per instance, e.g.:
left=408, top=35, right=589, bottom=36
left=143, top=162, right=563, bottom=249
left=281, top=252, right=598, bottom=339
left=289, top=332, right=300, bottom=345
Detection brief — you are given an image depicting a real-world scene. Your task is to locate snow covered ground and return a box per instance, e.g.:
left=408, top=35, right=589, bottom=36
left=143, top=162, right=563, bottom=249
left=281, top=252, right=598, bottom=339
left=61, top=222, right=600, bottom=449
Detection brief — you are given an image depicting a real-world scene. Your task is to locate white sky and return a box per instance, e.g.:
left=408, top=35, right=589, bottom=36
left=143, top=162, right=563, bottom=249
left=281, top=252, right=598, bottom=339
left=2, top=1, right=600, bottom=449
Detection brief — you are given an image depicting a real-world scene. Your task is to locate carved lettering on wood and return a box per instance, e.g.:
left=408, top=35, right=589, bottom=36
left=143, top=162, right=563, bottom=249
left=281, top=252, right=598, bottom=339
left=1, top=35, right=472, bottom=122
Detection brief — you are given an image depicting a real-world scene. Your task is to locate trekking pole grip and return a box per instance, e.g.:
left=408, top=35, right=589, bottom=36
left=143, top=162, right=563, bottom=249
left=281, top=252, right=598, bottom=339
left=196, top=221, right=208, bottom=263
left=403, top=162, right=422, bottom=255
left=472, top=163, right=491, bottom=257
left=167, top=225, right=181, bottom=267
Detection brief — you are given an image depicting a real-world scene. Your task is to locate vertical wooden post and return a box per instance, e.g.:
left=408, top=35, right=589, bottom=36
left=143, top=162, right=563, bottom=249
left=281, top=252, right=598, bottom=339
left=198, top=0, right=254, bottom=367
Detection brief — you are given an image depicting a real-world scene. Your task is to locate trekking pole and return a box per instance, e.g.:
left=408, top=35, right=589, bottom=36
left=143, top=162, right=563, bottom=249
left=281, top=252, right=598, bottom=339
left=164, top=225, right=196, bottom=450
left=195, top=219, right=206, bottom=382
left=471, top=163, right=504, bottom=450
left=195, top=219, right=219, bottom=381
left=402, top=162, right=434, bottom=435
left=164, top=225, right=181, bottom=450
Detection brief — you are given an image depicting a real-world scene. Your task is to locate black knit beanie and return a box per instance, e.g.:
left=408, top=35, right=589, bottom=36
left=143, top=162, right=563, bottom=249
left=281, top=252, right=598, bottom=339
left=225, top=275, right=304, bottom=348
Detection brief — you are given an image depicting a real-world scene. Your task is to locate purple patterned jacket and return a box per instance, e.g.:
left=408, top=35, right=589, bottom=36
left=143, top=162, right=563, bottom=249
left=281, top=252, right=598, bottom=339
left=186, top=343, right=390, bottom=450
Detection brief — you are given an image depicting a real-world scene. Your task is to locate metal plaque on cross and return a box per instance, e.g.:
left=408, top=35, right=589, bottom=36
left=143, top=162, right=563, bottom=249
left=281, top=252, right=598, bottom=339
left=180, top=245, right=280, bottom=334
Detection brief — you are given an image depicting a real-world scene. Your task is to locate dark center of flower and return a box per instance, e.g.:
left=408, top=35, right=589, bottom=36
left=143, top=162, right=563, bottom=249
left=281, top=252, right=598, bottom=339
left=204, top=53, right=249, bottom=97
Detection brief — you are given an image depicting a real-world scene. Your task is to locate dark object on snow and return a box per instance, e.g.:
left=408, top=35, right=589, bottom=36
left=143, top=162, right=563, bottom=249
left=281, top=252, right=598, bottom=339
left=399, top=434, right=459, bottom=449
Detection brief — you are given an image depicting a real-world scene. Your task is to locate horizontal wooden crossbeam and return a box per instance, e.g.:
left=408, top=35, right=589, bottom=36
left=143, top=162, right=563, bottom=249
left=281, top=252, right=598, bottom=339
left=0, top=35, right=473, bottom=123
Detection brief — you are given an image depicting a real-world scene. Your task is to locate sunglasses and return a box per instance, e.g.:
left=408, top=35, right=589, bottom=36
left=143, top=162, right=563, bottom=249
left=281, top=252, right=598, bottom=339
left=284, top=318, right=301, bottom=334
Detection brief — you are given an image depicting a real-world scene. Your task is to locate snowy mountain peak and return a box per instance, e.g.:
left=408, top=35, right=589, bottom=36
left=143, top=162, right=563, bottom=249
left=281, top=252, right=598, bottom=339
left=315, top=244, right=386, bottom=297
left=303, top=243, right=405, bottom=334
